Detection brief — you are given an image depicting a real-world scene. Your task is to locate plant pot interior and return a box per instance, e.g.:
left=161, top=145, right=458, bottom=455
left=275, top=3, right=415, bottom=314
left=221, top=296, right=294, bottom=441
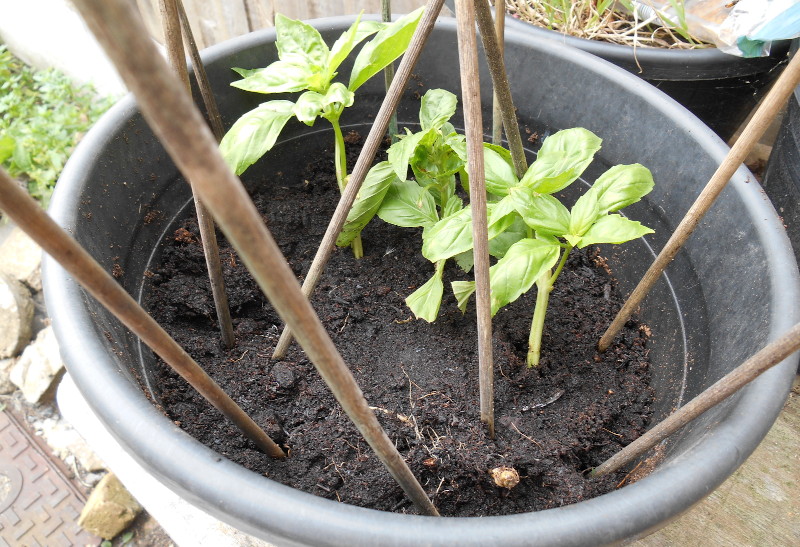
left=44, top=17, right=799, bottom=546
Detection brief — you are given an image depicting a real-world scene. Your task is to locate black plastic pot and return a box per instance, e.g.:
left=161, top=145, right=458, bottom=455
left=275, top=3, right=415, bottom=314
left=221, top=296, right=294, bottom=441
left=763, top=41, right=800, bottom=276
left=43, top=16, right=799, bottom=546
left=446, top=0, right=790, bottom=141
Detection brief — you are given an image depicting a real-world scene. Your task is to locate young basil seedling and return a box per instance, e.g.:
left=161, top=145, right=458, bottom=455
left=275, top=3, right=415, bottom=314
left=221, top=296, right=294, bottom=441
left=219, top=9, right=423, bottom=257
left=451, top=128, right=655, bottom=366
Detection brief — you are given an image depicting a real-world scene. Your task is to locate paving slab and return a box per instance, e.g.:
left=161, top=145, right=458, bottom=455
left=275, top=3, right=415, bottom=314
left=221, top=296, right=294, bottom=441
left=0, top=409, right=100, bottom=546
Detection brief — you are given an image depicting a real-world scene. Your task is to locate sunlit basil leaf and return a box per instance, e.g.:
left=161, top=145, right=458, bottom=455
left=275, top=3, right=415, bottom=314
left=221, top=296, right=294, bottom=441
left=568, top=192, right=600, bottom=237
left=576, top=214, right=654, bottom=249
left=419, top=89, right=457, bottom=131
left=336, top=161, right=398, bottom=247
left=230, top=61, right=312, bottom=94
left=406, top=267, right=444, bottom=322
left=443, top=195, right=464, bottom=218
left=483, top=143, right=518, bottom=197
left=451, top=280, right=476, bottom=312
left=421, top=207, right=474, bottom=262
left=349, top=7, right=424, bottom=91
left=509, top=186, right=570, bottom=236
left=292, top=91, right=324, bottom=125
left=219, top=100, right=294, bottom=175
left=275, top=14, right=329, bottom=70
left=327, top=15, right=384, bottom=80
left=488, top=239, right=561, bottom=315
left=377, top=179, right=438, bottom=227
left=488, top=216, right=527, bottom=258
left=521, top=128, right=602, bottom=194
left=586, top=163, right=655, bottom=214
left=453, top=250, right=474, bottom=273
left=388, top=128, right=433, bottom=179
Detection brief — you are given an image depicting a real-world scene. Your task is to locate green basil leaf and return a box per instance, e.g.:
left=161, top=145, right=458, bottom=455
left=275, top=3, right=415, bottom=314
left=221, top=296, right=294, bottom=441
left=453, top=250, right=474, bottom=273
left=447, top=133, right=467, bottom=162
left=509, top=186, right=570, bottom=236
left=443, top=195, right=464, bottom=218
left=577, top=214, right=654, bottom=249
left=349, top=7, right=424, bottom=91
left=421, top=207, right=474, bottom=262
left=483, top=143, right=518, bottom=196
left=487, top=196, right=517, bottom=234
left=219, top=100, right=294, bottom=175
left=327, top=16, right=384, bottom=80
left=406, top=267, right=444, bottom=322
left=419, top=89, right=457, bottom=131
left=489, top=239, right=561, bottom=315
left=388, top=128, right=433, bottom=179
left=275, top=14, right=329, bottom=70
left=336, top=161, right=398, bottom=247
left=568, top=192, right=600, bottom=237
left=451, top=280, right=476, bottom=312
left=292, top=91, right=324, bottom=125
left=586, top=163, right=655, bottom=214
left=489, top=216, right=527, bottom=258
left=377, top=179, right=438, bottom=228
left=521, top=128, right=602, bottom=194
left=230, top=61, right=312, bottom=94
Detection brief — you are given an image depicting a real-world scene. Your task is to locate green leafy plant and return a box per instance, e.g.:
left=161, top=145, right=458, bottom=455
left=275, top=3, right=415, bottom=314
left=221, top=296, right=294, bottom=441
left=219, top=9, right=424, bottom=258
left=449, top=127, right=655, bottom=366
left=0, top=45, right=113, bottom=208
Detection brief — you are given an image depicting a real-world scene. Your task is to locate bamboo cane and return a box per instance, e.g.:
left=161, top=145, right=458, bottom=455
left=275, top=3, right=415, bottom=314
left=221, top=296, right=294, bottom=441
left=159, top=0, right=235, bottom=349
left=271, top=0, right=446, bottom=360
left=70, top=0, right=438, bottom=516
left=0, top=168, right=285, bottom=459
left=455, top=0, right=495, bottom=438
left=592, top=322, right=800, bottom=477
left=382, top=0, right=399, bottom=144
left=598, top=50, right=800, bottom=352
left=491, top=0, right=505, bottom=146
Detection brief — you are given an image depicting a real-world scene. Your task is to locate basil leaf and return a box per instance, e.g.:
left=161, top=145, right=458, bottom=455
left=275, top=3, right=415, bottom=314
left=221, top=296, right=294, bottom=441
left=406, top=266, right=444, bottom=322
left=349, top=7, right=424, bottom=91
left=488, top=239, right=561, bottom=315
left=509, top=186, right=570, bottom=237
left=487, top=196, right=517, bottom=235
left=453, top=250, right=474, bottom=273
left=327, top=16, right=384, bottom=80
left=483, top=143, right=518, bottom=196
left=443, top=195, right=464, bottom=218
left=219, top=100, right=294, bottom=175
left=489, top=216, right=527, bottom=258
left=568, top=192, right=600, bottom=237
left=230, top=61, right=312, bottom=94
left=577, top=214, right=654, bottom=248
left=451, top=280, right=476, bottom=312
left=521, top=128, right=602, bottom=194
left=336, top=161, right=398, bottom=247
left=421, top=207, right=474, bottom=262
left=388, top=128, right=433, bottom=179
left=587, top=163, right=655, bottom=214
left=292, top=91, right=324, bottom=125
left=419, top=89, right=457, bottom=131
left=377, top=179, right=438, bottom=228
left=275, top=14, right=329, bottom=71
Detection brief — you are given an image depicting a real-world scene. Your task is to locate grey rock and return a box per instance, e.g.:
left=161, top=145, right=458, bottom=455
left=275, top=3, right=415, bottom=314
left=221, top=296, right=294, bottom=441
left=0, top=227, right=42, bottom=291
left=0, top=272, right=34, bottom=358
left=0, top=357, right=16, bottom=394
left=78, top=473, right=142, bottom=539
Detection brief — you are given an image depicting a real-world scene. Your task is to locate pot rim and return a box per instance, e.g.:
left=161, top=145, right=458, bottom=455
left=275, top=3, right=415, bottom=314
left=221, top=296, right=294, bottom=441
left=43, top=15, right=800, bottom=547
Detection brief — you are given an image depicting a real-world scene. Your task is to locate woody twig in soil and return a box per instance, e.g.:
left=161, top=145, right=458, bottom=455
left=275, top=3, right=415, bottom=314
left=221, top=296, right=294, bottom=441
left=271, top=0, right=446, bottom=360
left=0, top=167, right=286, bottom=459
left=454, top=0, right=495, bottom=438
left=598, top=49, right=800, bottom=352
left=158, top=0, right=235, bottom=349
left=71, top=0, right=438, bottom=516
left=593, top=321, right=800, bottom=477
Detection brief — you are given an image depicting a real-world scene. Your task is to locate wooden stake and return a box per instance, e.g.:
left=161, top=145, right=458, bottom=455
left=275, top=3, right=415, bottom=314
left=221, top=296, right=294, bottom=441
left=177, top=0, right=226, bottom=140
left=490, top=0, right=505, bottom=146
left=271, top=0, right=445, bottom=360
left=382, top=0, right=399, bottom=144
left=0, top=168, right=285, bottom=459
left=160, top=0, right=235, bottom=349
left=455, top=0, right=495, bottom=438
left=598, top=50, right=800, bottom=352
left=474, top=0, right=527, bottom=178
left=71, top=0, right=438, bottom=516
left=592, top=321, right=800, bottom=477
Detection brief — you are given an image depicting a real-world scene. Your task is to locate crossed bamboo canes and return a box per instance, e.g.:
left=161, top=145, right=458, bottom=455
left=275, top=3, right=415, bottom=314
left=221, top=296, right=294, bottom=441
left=67, top=0, right=438, bottom=516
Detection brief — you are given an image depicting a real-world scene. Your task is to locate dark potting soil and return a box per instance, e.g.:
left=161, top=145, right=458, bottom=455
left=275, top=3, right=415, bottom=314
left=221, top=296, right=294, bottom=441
left=142, top=134, right=654, bottom=517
